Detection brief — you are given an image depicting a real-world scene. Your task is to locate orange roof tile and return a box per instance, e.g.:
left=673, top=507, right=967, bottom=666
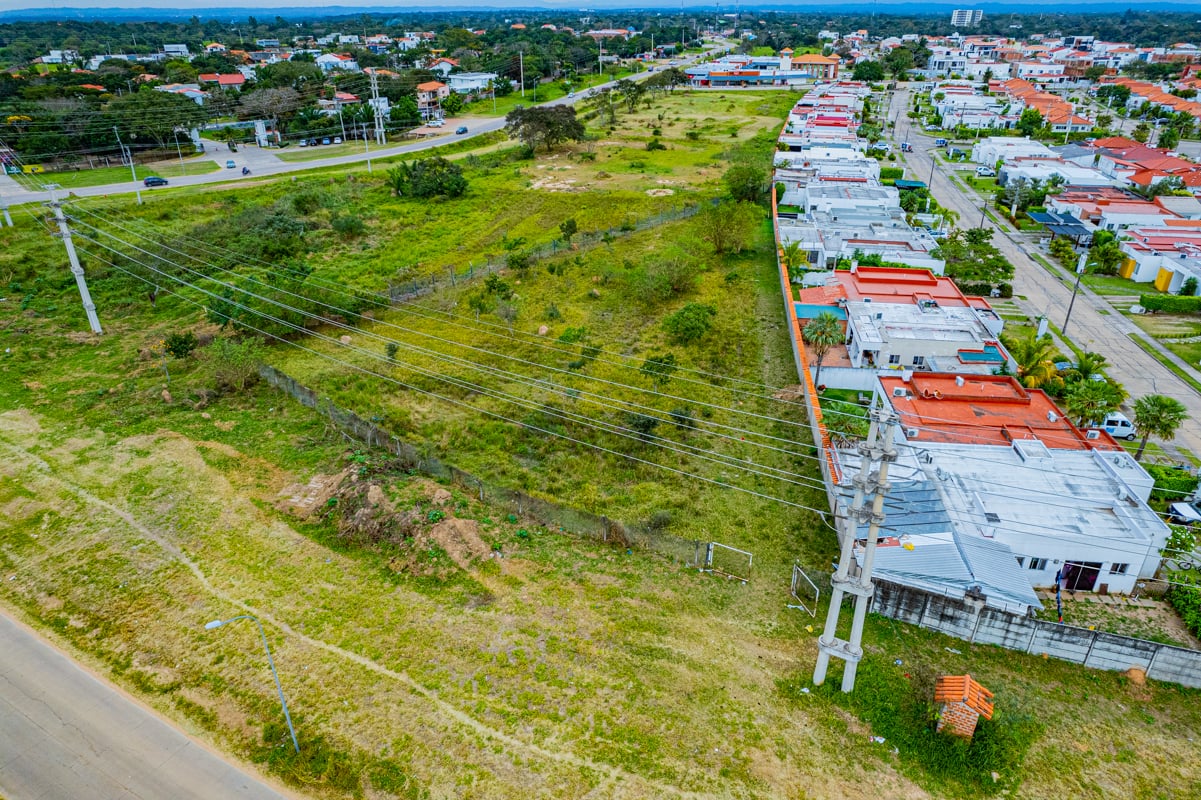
left=934, top=674, right=995, bottom=719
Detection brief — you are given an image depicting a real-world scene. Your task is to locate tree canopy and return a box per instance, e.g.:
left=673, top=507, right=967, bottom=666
left=504, top=104, right=584, bottom=152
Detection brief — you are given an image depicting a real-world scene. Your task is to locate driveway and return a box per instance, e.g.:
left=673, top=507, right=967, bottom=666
left=891, top=84, right=1201, bottom=456
left=0, top=609, right=293, bottom=800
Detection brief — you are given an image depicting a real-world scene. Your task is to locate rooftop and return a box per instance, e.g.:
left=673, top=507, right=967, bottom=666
left=934, top=675, right=995, bottom=719
left=879, top=373, right=1121, bottom=451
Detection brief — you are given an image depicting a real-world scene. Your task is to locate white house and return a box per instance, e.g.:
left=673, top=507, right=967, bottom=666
left=446, top=72, right=500, bottom=95
left=162, top=44, right=190, bottom=58
left=315, top=54, right=360, bottom=72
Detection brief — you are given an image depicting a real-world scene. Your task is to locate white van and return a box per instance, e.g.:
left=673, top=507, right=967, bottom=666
left=1098, top=412, right=1136, bottom=441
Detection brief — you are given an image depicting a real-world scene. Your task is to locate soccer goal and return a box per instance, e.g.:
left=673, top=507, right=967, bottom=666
left=787, top=563, right=820, bottom=617
left=702, top=541, right=753, bottom=583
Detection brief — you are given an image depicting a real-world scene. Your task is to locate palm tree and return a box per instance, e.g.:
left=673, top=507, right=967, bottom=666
left=1132, top=395, right=1189, bottom=461
left=781, top=241, right=805, bottom=271
left=802, top=312, right=844, bottom=387
left=1065, top=351, right=1108, bottom=384
left=1006, top=331, right=1057, bottom=388
left=1063, top=380, right=1125, bottom=428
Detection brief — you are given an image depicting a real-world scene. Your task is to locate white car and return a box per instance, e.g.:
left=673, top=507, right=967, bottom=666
left=428, top=119, right=445, bottom=128
left=333, top=136, right=342, bottom=144
left=1097, top=412, right=1136, bottom=441
left=975, top=166, right=996, bottom=177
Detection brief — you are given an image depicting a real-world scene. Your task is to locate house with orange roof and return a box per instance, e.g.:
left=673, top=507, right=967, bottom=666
left=828, top=368, right=1170, bottom=605
left=415, top=81, right=450, bottom=119
left=197, top=73, right=246, bottom=89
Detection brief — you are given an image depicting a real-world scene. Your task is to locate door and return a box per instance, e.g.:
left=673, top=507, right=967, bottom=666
left=1062, top=561, right=1103, bottom=592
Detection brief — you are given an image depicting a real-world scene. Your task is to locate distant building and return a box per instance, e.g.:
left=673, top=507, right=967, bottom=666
left=950, top=9, right=983, bottom=27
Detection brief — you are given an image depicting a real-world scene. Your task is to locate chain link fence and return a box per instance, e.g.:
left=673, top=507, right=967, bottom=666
left=260, top=364, right=705, bottom=567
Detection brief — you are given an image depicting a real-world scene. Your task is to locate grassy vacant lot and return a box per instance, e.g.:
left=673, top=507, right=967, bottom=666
left=36, top=159, right=222, bottom=188
left=3, top=88, right=1201, bottom=800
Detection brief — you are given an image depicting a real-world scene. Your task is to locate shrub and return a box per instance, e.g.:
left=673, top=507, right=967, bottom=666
left=330, top=212, right=365, bottom=239
left=646, top=510, right=673, bottom=530
left=506, top=250, right=531, bottom=274
left=685, top=130, right=701, bottom=141
left=669, top=406, right=695, bottom=430
left=663, top=303, right=717, bottom=344
left=387, top=156, right=468, bottom=199
left=646, top=139, right=666, bottom=151
left=557, top=326, right=588, bottom=344
left=1146, top=464, right=1200, bottom=503
left=203, top=337, right=264, bottom=393
left=1168, top=582, right=1201, bottom=638
left=1141, top=294, right=1201, bottom=313
left=385, top=341, right=399, bottom=362
left=880, top=167, right=904, bottom=181
left=543, top=303, right=562, bottom=321
left=163, top=331, right=198, bottom=359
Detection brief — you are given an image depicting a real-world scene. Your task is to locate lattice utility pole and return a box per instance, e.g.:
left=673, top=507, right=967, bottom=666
left=369, top=70, right=387, bottom=145
left=48, top=186, right=102, bottom=335
left=812, top=407, right=899, bottom=693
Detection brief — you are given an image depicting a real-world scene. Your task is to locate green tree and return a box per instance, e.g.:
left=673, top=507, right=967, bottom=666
left=1084, top=65, right=1107, bottom=82
left=939, top=228, right=1015, bottom=286
left=105, top=87, right=206, bottom=147
left=441, top=91, right=464, bottom=116
left=1132, top=122, right=1151, bottom=143
left=387, top=156, right=468, bottom=198
left=781, top=241, right=806, bottom=270
left=559, top=218, right=577, bottom=242
left=640, top=352, right=679, bottom=386
left=1064, top=352, right=1109, bottom=384
left=1158, top=126, right=1180, bottom=150
left=504, top=105, right=585, bottom=152
left=663, top=303, right=717, bottom=344
left=1017, top=107, right=1044, bottom=137
left=695, top=200, right=760, bottom=255
left=1088, top=231, right=1125, bottom=276
left=801, top=312, right=844, bottom=387
left=851, top=61, right=885, bottom=82
left=724, top=163, right=765, bottom=203
left=1063, top=380, right=1126, bottom=427
left=1132, top=394, right=1188, bottom=461
left=1006, top=331, right=1057, bottom=388
left=255, top=60, right=323, bottom=90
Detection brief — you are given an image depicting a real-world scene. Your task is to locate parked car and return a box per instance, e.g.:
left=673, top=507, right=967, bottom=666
left=1097, top=412, right=1137, bottom=441
left=428, top=119, right=445, bottom=127
left=142, top=176, right=168, bottom=187
left=975, top=166, right=996, bottom=177
left=900, top=142, right=913, bottom=152
left=298, top=139, right=308, bottom=147
left=925, top=124, right=941, bottom=131
left=225, top=159, right=236, bottom=169
left=456, top=126, right=468, bottom=135
left=333, top=137, right=342, bottom=144
left=934, top=137, right=948, bottom=147
left=1169, top=498, right=1201, bottom=525
left=321, top=137, right=331, bottom=145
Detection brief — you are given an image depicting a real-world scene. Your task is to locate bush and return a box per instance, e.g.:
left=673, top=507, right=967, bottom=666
left=1168, top=582, right=1201, bottom=638
left=663, top=303, right=717, bottom=344
left=1145, top=464, right=1200, bottom=503
left=557, top=326, right=588, bottom=344
left=203, top=337, right=264, bottom=393
left=1141, top=294, right=1201, bottom=313
left=163, top=331, right=198, bottom=359
left=330, top=212, right=365, bottom=239
left=387, top=156, right=468, bottom=199
left=880, top=167, right=904, bottom=181
left=646, top=139, right=666, bottom=151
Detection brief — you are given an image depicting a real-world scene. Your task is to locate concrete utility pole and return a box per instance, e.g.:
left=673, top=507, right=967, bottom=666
left=361, top=122, right=372, bottom=174
left=48, top=186, right=102, bottom=335
left=520, top=49, right=526, bottom=98
left=813, top=407, right=899, bottom=693
left=112, top=126, right=142, bottom=205
left=369, top=70, right=386, bottom=145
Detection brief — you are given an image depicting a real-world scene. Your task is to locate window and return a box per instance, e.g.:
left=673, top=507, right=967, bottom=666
left=912, top=355, right=925, bottom=366
left=888, top=354, right=901, bottom=365
left=1028, top=558, right=1048, bottom=571
left=1109, top=563, right=1129, bottom=575
left=1015, top=556, right=1025, bottom=567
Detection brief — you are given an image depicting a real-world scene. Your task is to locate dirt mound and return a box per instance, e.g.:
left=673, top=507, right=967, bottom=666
left=428, top=518, right=491, bottom=571
left=277, top=469, right=350, bottom=518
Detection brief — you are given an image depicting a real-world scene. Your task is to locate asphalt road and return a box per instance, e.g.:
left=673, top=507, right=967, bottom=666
left=891, top=84, right=1201, bottom=456
left=0, top=45, right=723, bottom=206
left=0, top=610, right=292, bottom=800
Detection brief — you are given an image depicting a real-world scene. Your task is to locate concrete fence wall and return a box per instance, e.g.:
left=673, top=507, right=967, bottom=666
left=872, top=580, right=1201, bottom=689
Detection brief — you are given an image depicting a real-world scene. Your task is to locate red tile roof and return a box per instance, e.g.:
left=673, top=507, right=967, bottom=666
left=934, top=674, right=994, bottom=720
left=879, top=373, right=1121, bottom=451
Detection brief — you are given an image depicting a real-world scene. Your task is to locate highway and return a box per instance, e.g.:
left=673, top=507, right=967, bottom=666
left=0, top=609, right=293, bottom=800
left=891, top=84, right=1201, bottom=456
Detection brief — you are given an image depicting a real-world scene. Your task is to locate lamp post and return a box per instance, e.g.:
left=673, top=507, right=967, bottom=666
left=1063, top=251, right=1088, bottom=334
left=205, top=615, right=300, bottom=753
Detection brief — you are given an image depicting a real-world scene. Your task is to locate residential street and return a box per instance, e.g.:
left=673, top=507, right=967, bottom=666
left=892, top=85, right=1201, bottom=456
left=0, top=610, right=293, bottom=800
left=0, top=46, right=721, bottom=206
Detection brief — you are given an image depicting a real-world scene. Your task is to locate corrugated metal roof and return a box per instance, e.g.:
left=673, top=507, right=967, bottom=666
left=841, top=479, right=1042, bottom=610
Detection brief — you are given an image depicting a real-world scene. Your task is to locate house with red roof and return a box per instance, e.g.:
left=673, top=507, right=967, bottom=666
left=415, top=81, right=449, bottom=119
left=197, top=73, right=246, bottom=90
left=1118, top=225, right=1201, bottom=293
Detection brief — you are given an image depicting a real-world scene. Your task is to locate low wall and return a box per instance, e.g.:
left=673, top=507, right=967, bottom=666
left=872, top=580, right=1201, bottom=689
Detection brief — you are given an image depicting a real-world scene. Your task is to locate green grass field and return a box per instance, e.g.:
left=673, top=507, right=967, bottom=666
left=35, top=160, right=222, bottom=189
left=3, top=88, right=1201, bottom=800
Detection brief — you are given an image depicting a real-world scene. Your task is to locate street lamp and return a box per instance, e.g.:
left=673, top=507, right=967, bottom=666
left=1062, top=251, right=1088, bottom=334
left=205, top=615, right=300, bottom=753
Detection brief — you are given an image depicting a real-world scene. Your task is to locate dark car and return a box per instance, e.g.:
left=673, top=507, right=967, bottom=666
left=456, top=126, right=468, bottom=135
left=142, top=176, right=168, bottom=187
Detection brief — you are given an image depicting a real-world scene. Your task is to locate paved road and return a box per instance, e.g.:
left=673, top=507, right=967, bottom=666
left=891, top=84, right=1201, bottom=456
left=0, top=45, right=724, bottom=206
left=0, top=610, right=293, bottom=800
